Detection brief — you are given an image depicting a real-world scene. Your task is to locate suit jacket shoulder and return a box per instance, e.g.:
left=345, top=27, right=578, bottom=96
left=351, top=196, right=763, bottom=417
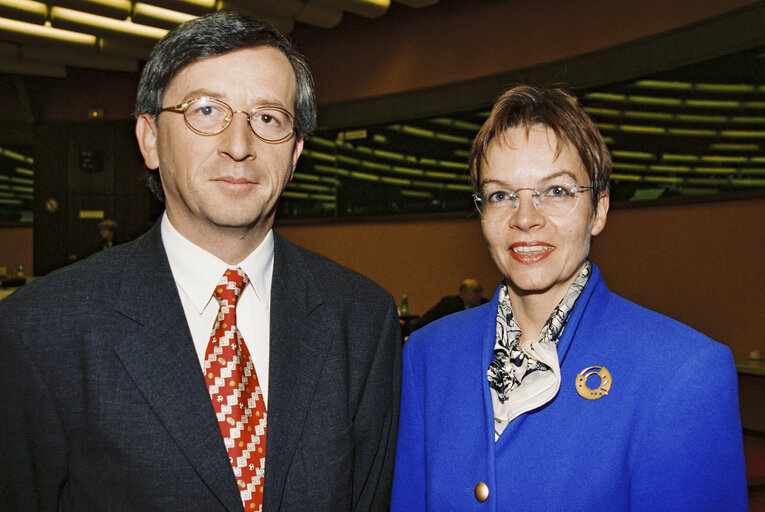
left=0, top=224, right=245, bottom=511
left=2, top=231, right=145, bottom=312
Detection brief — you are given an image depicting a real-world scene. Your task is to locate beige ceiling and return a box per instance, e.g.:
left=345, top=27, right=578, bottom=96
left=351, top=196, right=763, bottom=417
left=0, top=0, right=439, bottom=77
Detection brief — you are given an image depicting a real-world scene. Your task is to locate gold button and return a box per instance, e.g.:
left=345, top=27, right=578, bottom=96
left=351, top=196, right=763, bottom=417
left=474, top=481, right=489, bottom=502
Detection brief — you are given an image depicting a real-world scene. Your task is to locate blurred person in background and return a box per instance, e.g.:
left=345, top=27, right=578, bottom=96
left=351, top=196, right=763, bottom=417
left=410, top=278, right=488, bottom=331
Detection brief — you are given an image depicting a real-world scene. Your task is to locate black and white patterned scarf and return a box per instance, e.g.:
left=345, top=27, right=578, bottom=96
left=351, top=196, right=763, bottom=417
left=487, top=262, right=591, bottom=437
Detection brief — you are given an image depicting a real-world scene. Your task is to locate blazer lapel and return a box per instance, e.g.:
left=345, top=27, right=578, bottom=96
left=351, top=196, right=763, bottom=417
left=110, top=225, right=243, bottom=512
left=263, top=233, right=334, bottom=508
left=555, top=264, right=607, bottom=366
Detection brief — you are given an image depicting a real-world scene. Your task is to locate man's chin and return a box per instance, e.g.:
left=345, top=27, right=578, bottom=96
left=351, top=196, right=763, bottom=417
left=209, top=208, right=275, bottom=231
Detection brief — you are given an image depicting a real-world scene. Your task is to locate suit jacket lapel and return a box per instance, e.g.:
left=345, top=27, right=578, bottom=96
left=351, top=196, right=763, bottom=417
left=110, top=224, right=243, bottom=512
left=263, top=233, right=333, bottom=508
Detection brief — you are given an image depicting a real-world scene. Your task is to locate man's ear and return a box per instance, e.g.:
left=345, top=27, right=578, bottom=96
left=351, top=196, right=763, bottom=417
left=135, top=114, right=160, bottom=170
left=287, top=135, right=305, bottom=183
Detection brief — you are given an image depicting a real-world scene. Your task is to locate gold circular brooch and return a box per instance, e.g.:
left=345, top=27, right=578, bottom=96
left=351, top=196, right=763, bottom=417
left=575, top=366, right=612, bottom=400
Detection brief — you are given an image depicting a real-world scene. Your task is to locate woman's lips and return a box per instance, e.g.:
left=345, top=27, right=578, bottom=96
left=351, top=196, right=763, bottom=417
left=509, top=242, right=554, bottom=264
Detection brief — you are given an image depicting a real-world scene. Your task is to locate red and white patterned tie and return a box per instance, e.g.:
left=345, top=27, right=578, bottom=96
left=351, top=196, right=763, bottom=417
left=204, top=268, right=266, bottom=511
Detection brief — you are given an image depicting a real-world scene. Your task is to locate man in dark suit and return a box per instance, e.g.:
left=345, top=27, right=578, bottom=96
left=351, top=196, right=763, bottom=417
left=410, top=278, right=487, bottom=331
left=0, top=12, right=401, bottom=512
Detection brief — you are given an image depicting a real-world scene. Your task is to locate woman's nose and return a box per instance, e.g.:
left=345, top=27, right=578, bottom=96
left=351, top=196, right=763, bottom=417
left=509, top=190, right=544, bottom=230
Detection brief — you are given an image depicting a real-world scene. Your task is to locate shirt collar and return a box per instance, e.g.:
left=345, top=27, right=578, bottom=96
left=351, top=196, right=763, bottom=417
left=160, top=213, right=274, bottom=314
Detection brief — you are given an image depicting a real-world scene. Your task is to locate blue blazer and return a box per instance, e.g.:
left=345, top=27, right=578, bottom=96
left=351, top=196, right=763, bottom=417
left=392, top=264, right=747, bottom=511
left=0, top=223, right=401, bottom=511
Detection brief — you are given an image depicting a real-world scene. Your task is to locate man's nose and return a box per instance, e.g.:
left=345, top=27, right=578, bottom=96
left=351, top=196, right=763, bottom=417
left=219, top=113, right=257, bottom=161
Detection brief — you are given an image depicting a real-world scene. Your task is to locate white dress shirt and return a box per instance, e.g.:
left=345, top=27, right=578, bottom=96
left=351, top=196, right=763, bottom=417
left=161, top=213, right=273, bottom=405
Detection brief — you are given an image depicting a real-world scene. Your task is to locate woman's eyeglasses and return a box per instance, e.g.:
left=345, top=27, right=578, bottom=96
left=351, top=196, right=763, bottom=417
left=472, top=184, right=593, bottom=219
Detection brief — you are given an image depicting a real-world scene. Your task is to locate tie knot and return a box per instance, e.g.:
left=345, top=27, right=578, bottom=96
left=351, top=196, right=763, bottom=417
left=214, top=268, right=249, bottom=305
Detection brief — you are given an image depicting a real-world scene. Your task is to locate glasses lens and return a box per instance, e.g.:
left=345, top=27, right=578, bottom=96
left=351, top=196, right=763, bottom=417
left=250, top=108, right=294, bottom=142
left=184, top=98, right=231, bottom=135
left=536, top=185, right=578, bottom=216
left=476, top=190, right=516, bottom=219
left=475, top=193, right=499, bottom=218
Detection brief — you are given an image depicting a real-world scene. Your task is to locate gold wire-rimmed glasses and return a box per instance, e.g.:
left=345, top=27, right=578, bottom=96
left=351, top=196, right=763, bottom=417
left=472, top=184, right=593, bottom=219
left=161, top=96, right=297, bottom=144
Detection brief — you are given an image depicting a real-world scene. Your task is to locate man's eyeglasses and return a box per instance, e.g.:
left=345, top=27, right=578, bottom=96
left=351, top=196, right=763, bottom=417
left=160, top=97, right=297, bottom=144
left=472, top=184, right=593, bottom=219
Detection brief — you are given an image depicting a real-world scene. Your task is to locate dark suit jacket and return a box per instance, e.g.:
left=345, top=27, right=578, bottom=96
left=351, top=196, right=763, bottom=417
left=412, top=295, right=465, bottom=330
left=412, top=295, right=491, bottom=332
left=0, top=223, right=401, bottom=511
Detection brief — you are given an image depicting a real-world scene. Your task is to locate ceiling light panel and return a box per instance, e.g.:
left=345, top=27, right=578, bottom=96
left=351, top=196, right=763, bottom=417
left=132, top=3, right=196, bottom=28
left=0, top=16, right=97, bottom=47
left=0, top=0, right=47, bottom=24
left=148, top=0, right=216, bottom=16
left=53, top=0, right=132, bottom=19
left=50, top=7, right=168, bottom=41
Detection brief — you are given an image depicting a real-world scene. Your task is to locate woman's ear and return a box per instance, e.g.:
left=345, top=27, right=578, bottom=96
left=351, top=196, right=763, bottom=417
left=590, top=191, right=610, bottom=237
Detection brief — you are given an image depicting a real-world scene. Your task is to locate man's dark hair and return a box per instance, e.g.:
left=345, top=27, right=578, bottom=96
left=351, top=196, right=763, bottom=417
left=135, top=10, right=316, bottom=201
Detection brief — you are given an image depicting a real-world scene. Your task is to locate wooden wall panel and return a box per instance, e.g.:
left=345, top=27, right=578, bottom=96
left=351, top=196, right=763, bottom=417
left=277, top=197, right=765, bottom=356
left=0, top=226, right=33, bottom=276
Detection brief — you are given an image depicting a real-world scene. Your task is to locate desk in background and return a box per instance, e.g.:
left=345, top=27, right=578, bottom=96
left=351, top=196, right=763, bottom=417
left=0, top=288, right=18, bottom=300
left=0, top=276, right=33, bottom=301
left=736, top=355, right=765, bottom=435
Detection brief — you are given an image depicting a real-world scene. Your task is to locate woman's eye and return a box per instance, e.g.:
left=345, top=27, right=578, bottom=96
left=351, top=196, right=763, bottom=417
left=488, top=191, right=509, bottom=202
left=547, top=185, right=570, bottom=197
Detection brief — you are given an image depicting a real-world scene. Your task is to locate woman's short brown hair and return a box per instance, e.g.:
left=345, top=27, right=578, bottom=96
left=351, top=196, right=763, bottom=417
left=468, top=85, right=611, bottom=206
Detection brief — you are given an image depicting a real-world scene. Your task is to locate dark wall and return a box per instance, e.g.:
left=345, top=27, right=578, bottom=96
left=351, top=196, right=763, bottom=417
left=294, top=0, right=760, bottom=103
left=34, top=120, right=158, bottom=275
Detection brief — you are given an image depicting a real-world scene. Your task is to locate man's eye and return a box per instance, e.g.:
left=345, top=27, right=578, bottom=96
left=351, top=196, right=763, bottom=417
left=253, top=111, right=286, bottom=126
left=259, top=113, right=274, bottom=124
left=190, top=103, right=223, bottom=117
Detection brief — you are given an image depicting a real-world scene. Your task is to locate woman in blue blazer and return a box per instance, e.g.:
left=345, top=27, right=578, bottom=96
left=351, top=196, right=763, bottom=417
left=391, top=85, right=748, bottom=511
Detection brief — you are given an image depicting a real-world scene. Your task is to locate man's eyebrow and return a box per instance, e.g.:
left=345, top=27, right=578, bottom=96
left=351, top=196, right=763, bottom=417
left=173, top=90, right=290, bottom=110
left=176, top=89, right=224, bottom=102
